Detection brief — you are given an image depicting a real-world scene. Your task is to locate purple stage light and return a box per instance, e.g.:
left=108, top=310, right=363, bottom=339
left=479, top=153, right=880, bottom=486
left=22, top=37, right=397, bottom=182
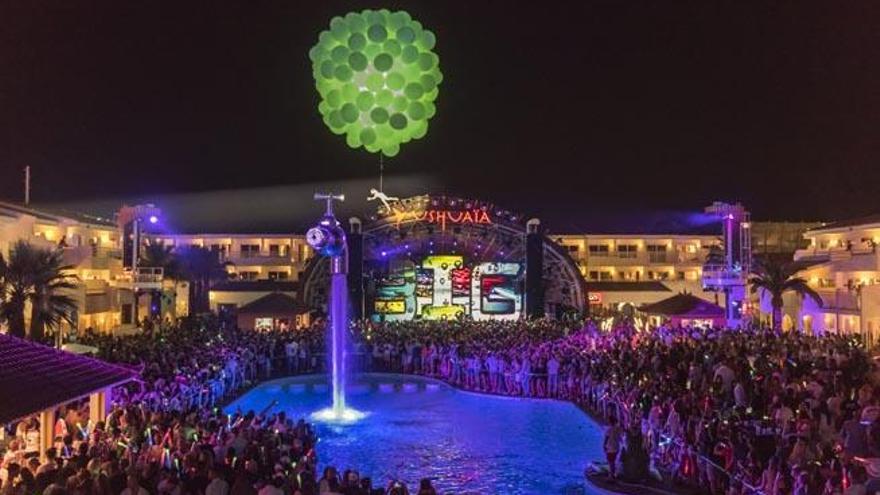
left=148, top=215, right=158, bottom=224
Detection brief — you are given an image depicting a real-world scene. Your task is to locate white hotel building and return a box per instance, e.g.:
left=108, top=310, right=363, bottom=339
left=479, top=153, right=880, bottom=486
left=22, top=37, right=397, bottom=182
left=779, top=215, right=880, bottom=342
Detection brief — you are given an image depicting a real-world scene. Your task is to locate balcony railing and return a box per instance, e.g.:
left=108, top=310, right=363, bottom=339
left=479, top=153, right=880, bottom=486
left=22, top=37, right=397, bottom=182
left=113, top=267, right=164, bottom=290
left=702, top=264, right=745, bottom=288
left=817, top=289, right=860, bottom=312
left=648, top=253, right=669, bottom=263
left=227, top=254, right=296, bottom=266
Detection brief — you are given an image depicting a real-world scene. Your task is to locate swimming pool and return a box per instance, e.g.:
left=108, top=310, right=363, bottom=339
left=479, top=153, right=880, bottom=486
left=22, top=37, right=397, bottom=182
left=225, top=373, right=609, bottom=494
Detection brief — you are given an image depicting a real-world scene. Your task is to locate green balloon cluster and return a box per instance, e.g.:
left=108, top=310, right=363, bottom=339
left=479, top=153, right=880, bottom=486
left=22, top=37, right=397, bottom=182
left=310, top=9, right=442, bottom=157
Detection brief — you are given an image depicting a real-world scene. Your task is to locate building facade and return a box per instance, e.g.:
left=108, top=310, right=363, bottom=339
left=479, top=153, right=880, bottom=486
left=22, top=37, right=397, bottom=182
left=0, top=201, right=126, bottom=333
left=0, top=198, right=830, bottom=334
left=553, top=233, right=725, bottom=311
left=750, top=221, right=823, bottom=255
left=150, top=233, right=313, bottom=312
left=774, top=216, right=880, bottom=341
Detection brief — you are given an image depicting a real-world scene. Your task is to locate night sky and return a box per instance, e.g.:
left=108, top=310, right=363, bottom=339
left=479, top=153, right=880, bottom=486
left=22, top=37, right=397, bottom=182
left=2, top=1, right=879, bottom=229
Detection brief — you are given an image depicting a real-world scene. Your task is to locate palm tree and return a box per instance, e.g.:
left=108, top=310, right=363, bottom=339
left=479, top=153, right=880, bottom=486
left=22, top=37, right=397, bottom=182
left=0, top=241, right=78, bottom=341
left=176, top=245, right=230, bottom=314
left=141, top=242, right=182, bottom=280
left=28, top=247, right=78, bottom=344
left=749, top=256, right=823, bottom=331
left=1, top=241, right=37, bottom=338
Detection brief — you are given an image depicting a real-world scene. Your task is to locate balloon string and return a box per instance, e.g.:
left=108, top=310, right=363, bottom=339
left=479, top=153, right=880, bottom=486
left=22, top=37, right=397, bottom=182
left=379, top=154, right=384, bottom=193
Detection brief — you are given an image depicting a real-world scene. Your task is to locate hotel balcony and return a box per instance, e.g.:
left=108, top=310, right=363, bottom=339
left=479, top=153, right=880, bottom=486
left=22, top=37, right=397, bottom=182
left=817, top=288, right=860, bottom=313
left=226, top=254, right=296, bottom=267
left=111, top=267, right=164, bottom=291
left=702, top=264, right=745, bottom=289
left=62, top=245, right=122, bottom=270
left=586, top=252, right=703, bottom=266
left=794, top=247, right=879, bottom=271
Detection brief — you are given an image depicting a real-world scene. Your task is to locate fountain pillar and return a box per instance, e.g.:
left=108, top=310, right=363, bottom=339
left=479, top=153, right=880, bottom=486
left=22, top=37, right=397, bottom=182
left=329, top=254, right=347, bottom=415
left=306, top=193, right=364, bottom=423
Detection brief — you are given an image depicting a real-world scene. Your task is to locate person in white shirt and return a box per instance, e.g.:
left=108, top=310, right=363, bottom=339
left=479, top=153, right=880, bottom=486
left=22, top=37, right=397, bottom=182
left=713, top=361, right=735, bottom=394
left=285, top=340, right=299, bottom=372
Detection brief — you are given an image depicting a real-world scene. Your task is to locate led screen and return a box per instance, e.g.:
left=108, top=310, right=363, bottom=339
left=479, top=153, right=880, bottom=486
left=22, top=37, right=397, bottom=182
left=372, top=255, right=523, bottom=321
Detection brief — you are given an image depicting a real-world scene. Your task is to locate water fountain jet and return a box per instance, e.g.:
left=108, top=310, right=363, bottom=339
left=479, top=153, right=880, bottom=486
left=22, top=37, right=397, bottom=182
left=306, top=193, right=365, bottom=424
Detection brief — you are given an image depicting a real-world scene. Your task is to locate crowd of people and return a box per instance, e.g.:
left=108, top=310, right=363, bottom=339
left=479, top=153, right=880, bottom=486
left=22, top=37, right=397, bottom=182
left=2, top=315, right=880, bottom=495
left=0, top=320, right=438, bottom=495
left=359, top=320, right=880, bottom=495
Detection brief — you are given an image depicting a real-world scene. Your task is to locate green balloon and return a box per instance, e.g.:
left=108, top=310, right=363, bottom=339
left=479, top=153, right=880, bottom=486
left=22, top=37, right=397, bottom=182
left=348, top=52, right=367, bottom=71
left=389, top=113, right=408, bottom=130
left=367, top=24, right=387, bottom=42
left=382, top=143, right=400, bottom=157
left=376, top=90, right=394, bottom=107
left=331, top=45, right=349, bottom=64
left=319, top=61, right=334, bottom=79
left=401, top=63, right=421, bottom=80
left=341, top=83, right=358, bottom=101
left=328, top=110, right=345, bottom=129
left=376, top=123, right=393, bottom=139
left=346, top=130, right=361, bottom=148
left=312, top=9, right=441, bottom=156
left=334, top=65, right=352, bottom=82
left=348, top=33, right=366, bottom=51
left=383, top=39, right=402, bottom=57
left=392, top=95, right=409, bottom=111
left=386, top=72, right=405, bottom=90
left=401, top=45, right=419, bottom=64
left=419, top=74, right=436, bottom=92
left=327, top=89, right=342, bottom=108
left=373, top=53, right=393, bottom=72
left=308, top=46, right=324, bottom=62
left=388, top=12, right=407, bottom=30
left=363, top=43, right=381, bottom=59
left=370, top=107, right=389, bottom=124
left=360, top=128, right=377, bottom=145
left=418, top=30, right=436, bottom=50
left=404, top=82, right=424, bottom=100
left=363, top=10, right=378, bottom=24
left=396, top=26, right=415, bottom=44
left=356, top=91, right=374, bottom=111
left=417, top=52, right=435, bottom=71
left=407, top=101, right=425, bottom=120
left=412, top=120, right=428, bottom=139
left=346, top=13, right=366, bottom=32
left=340, top=103, right=358, bottom=123
left=330, top=17, right=349, bottom=41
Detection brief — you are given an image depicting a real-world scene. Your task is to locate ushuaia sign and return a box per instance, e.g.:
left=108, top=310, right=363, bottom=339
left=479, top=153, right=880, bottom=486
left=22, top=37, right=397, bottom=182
left=391, top=207, right=492, bottom=230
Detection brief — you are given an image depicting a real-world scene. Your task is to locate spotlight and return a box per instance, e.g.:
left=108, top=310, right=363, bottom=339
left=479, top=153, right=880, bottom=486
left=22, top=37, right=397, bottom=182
left=148, top=215, right=158, bottom=224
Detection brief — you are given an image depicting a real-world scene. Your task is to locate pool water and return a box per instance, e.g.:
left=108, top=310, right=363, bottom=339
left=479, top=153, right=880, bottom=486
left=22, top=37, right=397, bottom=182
left=226, top=373, right=609, bottom=494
